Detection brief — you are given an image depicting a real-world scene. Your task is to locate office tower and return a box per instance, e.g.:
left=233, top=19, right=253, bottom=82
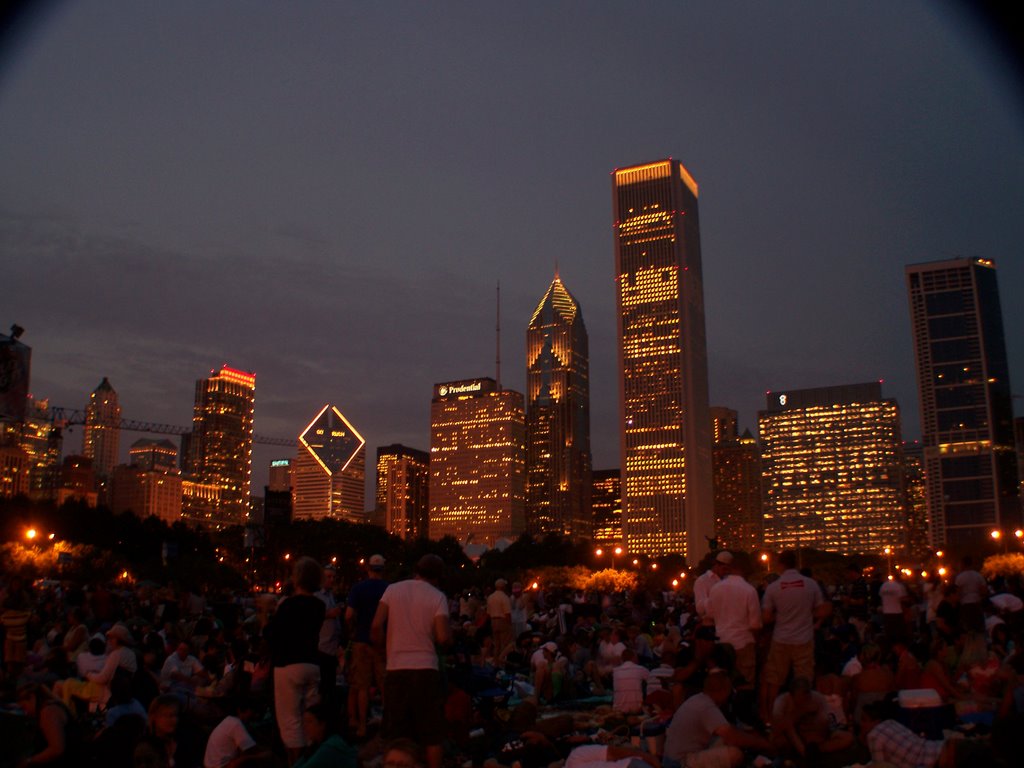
left=292, top=404, right=366, bottom=521
left=111, top=464, right=183, bottom=523
left=129, top=438, right=178, bottom=473
left=710, top=407, right=739, bottom=446
left=526, top=274, right=592, bottom=538
left=591, top=469, right=622, bottom=547
left=429, top=378, right=526, bottom=545
left=268, top=458, right=293, bottom=493
left=0, top=443, right=29, bottom=498
left=759, top=382, right=905, bottom=554
left=903, top=442, right=930, bottom=559
left=613, top=159, right=714, bottom=560
left=376, top=444, right=430, bottom=540
left=1, top=396, right=62, bottom=501
left=907, top=258, right=1020, bottom=549
left=186, top=365, right=255, bottom=528
left=711, top=413, right=764, bottom=552
left=0, top=326, right=31, bottom=423
left=82, top=378, right=121, bottom=478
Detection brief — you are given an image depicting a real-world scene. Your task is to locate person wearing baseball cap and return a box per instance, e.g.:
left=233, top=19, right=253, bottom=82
left=694, top=551, right=733, bottom=623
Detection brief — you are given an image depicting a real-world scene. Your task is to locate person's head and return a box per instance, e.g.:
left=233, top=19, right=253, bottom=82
left=322, top=566, right=336, bottom=590
left=368, top=554, right=386, bottom=576
left=415, top=554, right=444, bottom=584
left=293, top=556, right=323, bottom=594
left=495, top=578, right=508, bottom=592
left=148, top=694, right=181, bottom=738
left=703, top=670, right=733, bottom=706
left=621, top=648, right=637, bottom=664
left=301, top=702, right=335, bottom=746
left=713, top=551, right=733, bottom=576
left=88, top=633, right=107, bottom=656
left=235, top=696, right=261, bottom=723
left=106, top=623, right=134, bottom=648
left=778, top=550, right=797, bottom=571
left=383, top=738, right=425, bottom=768
left=175, top=641, right=192, bottom=660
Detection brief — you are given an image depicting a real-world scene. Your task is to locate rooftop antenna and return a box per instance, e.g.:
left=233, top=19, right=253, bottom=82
left=495, top=281, right=502, bottom=391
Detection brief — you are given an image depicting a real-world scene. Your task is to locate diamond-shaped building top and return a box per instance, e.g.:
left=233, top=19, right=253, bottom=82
left=293, top=404, right=366, bottom=521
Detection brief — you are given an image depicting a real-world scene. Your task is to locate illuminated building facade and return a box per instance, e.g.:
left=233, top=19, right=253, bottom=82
left=82, top=377, right=121, bottom=478
left=376, top=444, right=429, bottom=540
left=268, top=459, right=292, bottom=493
left=129, top=439, right=178, bottom=473
left=292, top=404, right=366, bottom=521
left=526, top=274, right=592, bottom=538
left=711, top=410, right=764, bottom=552
left=429, top=378, right=525, bottom=545
left=613, top=159, right=714, bottom=560
left=0, top=396, right=62, bottom=501
left=0, top=443, right=29, bottom=498
left=186, top=365, right=255, bottom=528
left=591, top=469, right=622, bottom=547
left=759, top=383, right=905, bottom=554
left=907, top=258, right=1020, bottom=550
left=111, top=464, right=183, bottom=524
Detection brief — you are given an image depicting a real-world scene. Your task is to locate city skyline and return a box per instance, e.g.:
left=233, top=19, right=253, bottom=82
left=2, top=3, right=1022, bottom=505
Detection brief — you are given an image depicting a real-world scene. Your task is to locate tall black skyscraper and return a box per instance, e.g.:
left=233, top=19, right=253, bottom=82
left=613, top=159, right=714, bottom=559
left=907, top=258, right=1019, bottom=551
left=526, top=274, right=592, bottom=538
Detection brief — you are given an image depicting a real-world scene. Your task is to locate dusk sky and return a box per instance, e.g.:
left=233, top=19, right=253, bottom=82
left=2, top=1, right=1022, bottom=504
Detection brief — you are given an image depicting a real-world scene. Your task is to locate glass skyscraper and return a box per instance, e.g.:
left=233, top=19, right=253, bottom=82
left=526, top=274, right=592, bottom=538
left=906, top=258, right=1019, bottom=550
left=613, top=159, right=713, bottom=560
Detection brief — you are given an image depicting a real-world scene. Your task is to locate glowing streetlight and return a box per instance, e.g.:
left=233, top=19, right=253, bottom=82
left=612, top=546, right=623, bottom=569
left=760, top=553, right=769, bottom=563
left=1015, top=529, right=1024, bottom=539
left=25, top=528, right=37, bottom=540
left=935, top=550, right=944, bottom=558
left=48, top=533, right=55, bottom=541
left=632, top=558, right=639, bottom=567
left=651, top=563, right=658, bottom=570
left=991, top=529, right=1002, bottom=540
left=595, top=548, right=603, bottom=557
left=283, top=553, right=291, bottom=560
left=671, top=579, right=679, bottom=588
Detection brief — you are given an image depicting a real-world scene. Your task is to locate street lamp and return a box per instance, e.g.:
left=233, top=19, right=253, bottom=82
left=883, top=546, right=892, bottom=576
left=613, top=546, right=623, bottom=569
left=25, top=528, right=37, bottom=541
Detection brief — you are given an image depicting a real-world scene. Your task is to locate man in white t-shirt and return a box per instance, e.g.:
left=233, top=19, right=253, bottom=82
left=664, top=671, right=771, bottom=768
left=203, top=699, right=268, bottom=768
left=372, top=554, right=451, bottom=768
left=878, top=575, right=909, bottom=643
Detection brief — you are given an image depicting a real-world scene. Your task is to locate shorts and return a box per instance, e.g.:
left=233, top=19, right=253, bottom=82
left=762, top=640, right=814, bottom=686
left=350, top=641, right=385, bottom=689
left=382, top=668, right=445, bottom=746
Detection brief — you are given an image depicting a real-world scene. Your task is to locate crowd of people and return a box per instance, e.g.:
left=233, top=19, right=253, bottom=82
left=1, top=547, right=1023, bottom=768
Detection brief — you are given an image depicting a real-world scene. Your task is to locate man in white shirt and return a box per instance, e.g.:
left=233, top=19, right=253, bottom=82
left=372, top=554, right=451, bottom=768
left=203, top=699, right=269, bottom=768
left=486, top=578, right=514, bottom=661
left=161, top=640, right=209, bottom=704
left=878, top=575, right=909, bottom=643
left=612, top=648, right=650, bottom=714
left=693, top=551, right=733, bottom=622
left=706, top=560, right=761, bottom=685
left=955, top=557, right=988, bottom=633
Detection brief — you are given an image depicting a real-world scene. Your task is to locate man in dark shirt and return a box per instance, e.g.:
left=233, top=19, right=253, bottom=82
left=345, top=554, right=389, bottom=738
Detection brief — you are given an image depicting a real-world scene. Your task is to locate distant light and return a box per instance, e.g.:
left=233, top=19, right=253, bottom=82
left=671, top=579, right=679, bottom=587
left=938, top=567, right=947, bottom=576
left=48, top=533, right=55, bottom=540
left=26, top=528, right=37, bottom=540
left=991, top=530, right=1002, bottom=540
left=651, top=563, right=658, bottom=570
left=935, top=550, right=944, bottom=558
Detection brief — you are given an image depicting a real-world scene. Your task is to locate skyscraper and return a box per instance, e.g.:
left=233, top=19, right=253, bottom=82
left=906, top=258, right=1019, bottom=550
left=591, top=469, right=622, bottom=547
left=759, top=382, right=905, bottom=554
left=526, top=274, right=592, bottom=538
left=129, top=438, right=178, bottom=473
left=186, top=365, right=255, bottom=528
left=82, top=377, right=121, bottom=478
left=613, top=158, right=714, bottom=560
left=376, top=444, right=430, bottom=540
left=710, top=409, right=764, bottom=552
left=292, top=404, right=365, bottom=521
left=429, top=378, right=525, bottom=545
